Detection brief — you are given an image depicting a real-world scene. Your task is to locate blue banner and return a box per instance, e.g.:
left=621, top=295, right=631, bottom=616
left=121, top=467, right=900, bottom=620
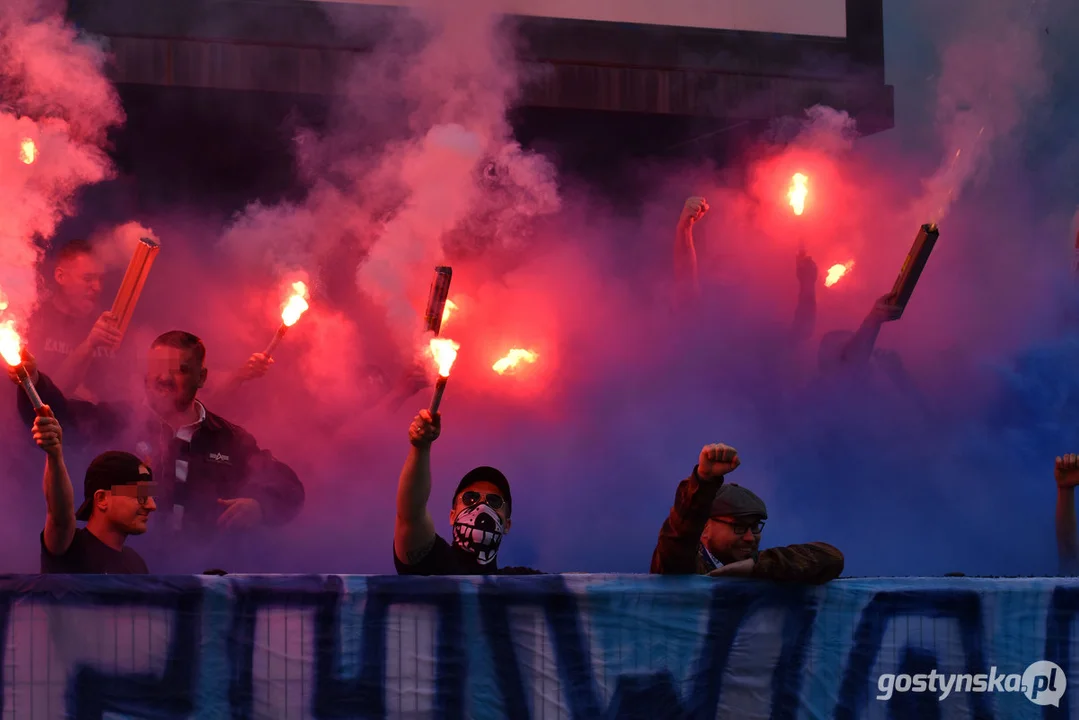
left=0, top=574, right=1075, bottom=718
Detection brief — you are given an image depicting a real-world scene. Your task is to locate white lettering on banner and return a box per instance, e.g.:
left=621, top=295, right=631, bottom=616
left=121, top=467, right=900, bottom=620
left=313, top=0, right=847, bottom=38
left=1, top=578, right=1078, bottom=717
left=716, top=607, right=788, bottom=720
left=385, top=605, right=438, bottom=719
left=507, top=606, right=574, bottom=719
left=876, top=661, right=1067, bottom=706
left=2, top=602, right=173, bottom=719
left=250, top=607, right=315, bottom=719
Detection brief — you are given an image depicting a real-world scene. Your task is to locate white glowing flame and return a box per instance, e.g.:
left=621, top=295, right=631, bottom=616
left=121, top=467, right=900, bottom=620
left=19, top=138, right=36, bottom=165
left=824, top=260, right=855, bottom=287
left=429, top=337, right=460, bottom=377
left=493, top=348, right=538, bottom=374
left=280, top=281, right=309, bottom=327
left=788, top=173, right=808, bottom=216
left=0, top=320, right=23, bottom=366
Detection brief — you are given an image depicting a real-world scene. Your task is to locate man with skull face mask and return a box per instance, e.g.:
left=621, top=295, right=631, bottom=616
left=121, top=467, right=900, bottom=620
left=393, top=409, right=541, bottom=575
left=650, top=443, right=844, bottom=583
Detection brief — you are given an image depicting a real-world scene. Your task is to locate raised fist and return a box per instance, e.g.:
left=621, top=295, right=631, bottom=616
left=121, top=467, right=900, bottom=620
left=1056, top=454, right=1079, bottom=489
left=699, top=443, right=740, bottom=479
left=796, top=250, right=818, bottom=287
left=680, top=196, right=710, bottom=226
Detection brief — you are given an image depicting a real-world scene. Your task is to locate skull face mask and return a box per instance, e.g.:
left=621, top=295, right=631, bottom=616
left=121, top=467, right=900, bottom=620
left=452, top=503, right=504, bottom=565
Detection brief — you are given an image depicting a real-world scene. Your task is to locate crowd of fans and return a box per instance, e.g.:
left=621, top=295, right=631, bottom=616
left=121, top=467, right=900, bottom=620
left=8, top=198, right=1076, bottom=580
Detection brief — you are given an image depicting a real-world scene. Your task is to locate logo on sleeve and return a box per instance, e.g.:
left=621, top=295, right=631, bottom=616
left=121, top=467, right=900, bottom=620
left=208, top=452, right=231, bottom=464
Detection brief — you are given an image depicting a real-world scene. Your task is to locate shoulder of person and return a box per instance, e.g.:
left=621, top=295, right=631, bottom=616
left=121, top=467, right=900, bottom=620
left=201, top=408, right=255, bottom=443
left=497, top=566, right=545, bottom=576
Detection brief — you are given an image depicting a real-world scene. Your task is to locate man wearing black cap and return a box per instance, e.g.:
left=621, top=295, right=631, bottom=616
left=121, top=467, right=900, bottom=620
left=650, top=443, right=844, bottom=583
left=12, top=330, right=304, bottom=571
left=31, top=406, right=155, bottom=574
left=393, top=409, right=540, bottom=575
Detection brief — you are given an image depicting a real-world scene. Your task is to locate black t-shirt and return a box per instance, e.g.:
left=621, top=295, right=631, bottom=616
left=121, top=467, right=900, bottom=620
left=40, top=528, right=149, bottom=574
left=393, top=534, right=542, bottom=576
left=26, top=299, right=126, bottom=402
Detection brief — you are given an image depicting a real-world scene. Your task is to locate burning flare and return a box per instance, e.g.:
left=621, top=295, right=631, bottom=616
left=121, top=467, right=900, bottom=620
left=0, top=319, right=22, bottom=366
left=281, top=282, right=310, bottom=327
left=441, top=299, right=458, bottom=326
left=493, top=348, right=538, bottom=375
left=429, top=337, right=460, bottom=377
left=19, top=138, right=36, bottom=165
left=788, top=173, right=808, bottom=216
left=824, top=261, right=855, bottom=287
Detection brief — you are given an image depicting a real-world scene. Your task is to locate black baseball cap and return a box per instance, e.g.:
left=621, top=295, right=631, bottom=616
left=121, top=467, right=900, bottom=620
left=75, top=451, right=154, bottom=522
left=710, top=483, right=768, bottom=520
left=453, top=466, right=512, bottom=516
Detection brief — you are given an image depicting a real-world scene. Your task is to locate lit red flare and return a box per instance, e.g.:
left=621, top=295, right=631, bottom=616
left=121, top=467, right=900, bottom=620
left=263, top=280, right=311, bottom=358
left=0, top=310, right=44, bottom=410
left=427, top=337, right=460, bottom=414
left=787, top=173, right=808, bottom=216
left=281, top=281, right=310, bottom=327
left=493, top=348, right=538, bottom=375
left=824, top=261, right=854, bottom=288
left=429, top=337, right=460, bottom=377
left=19, top=138, right=36, bottom=165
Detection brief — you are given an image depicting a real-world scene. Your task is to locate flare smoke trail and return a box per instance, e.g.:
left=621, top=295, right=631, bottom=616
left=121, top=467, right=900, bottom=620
left=908, top=0, right=1051, bottom=225
left=0, top=0, right=123, bottom=322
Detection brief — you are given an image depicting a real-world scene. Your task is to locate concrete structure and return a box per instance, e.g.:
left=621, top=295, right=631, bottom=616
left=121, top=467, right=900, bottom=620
left=65, top=0, right=892, bottom=207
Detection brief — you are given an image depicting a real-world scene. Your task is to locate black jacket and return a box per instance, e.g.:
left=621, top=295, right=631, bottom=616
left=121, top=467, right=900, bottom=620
left=18, top=373, right=305, bottom=533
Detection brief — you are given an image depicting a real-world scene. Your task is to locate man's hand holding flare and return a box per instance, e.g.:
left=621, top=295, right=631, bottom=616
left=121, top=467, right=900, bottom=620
left=6, top=349, right=39, bottom=386
left=409, top=409, right=441, bottom=449
left=32, top=405, right=61, bottom=457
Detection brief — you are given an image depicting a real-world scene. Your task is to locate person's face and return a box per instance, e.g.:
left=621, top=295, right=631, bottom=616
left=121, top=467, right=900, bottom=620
left=54, top=254, right=104, bottom=316
left=702, top=514, right=764, bottom=564
left=96, top=481, right=157, bottom=535
left=145, top=344, right=206, bottom=415
left=449, top=480, right=511, bottom=532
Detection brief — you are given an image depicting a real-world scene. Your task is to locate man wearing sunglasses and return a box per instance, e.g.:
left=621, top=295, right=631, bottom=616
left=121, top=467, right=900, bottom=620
left=32, top=405, right=155, bottom=574
left=393, top=409, right=541, bottom=575
left=650, top=443, right=844, bottom=583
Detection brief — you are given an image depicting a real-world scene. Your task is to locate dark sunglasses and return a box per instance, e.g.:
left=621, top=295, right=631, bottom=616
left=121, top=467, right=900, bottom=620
left=111, top=482, right=158, bottom=506
left=715, top=518, right=765, bottom=535
left=461, top=491, right=505, bottom=510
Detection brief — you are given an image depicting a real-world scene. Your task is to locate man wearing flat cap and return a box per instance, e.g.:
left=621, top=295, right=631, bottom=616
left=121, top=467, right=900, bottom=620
left=650, top=443, right=844, bottom=583
left=31, top=405, right=156, bottom=574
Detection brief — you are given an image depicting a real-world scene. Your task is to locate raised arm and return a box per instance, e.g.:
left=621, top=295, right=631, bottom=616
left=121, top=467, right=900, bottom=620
left=650, top=443, right=740, bottom=574
left=202, top=353, right=273, bottom=407
left=393, top=410, right=441, bottom=566
left=790, top=251, right=818, bottom=345
left=52, top=312, right=123, bottom=396
left=10, top=350, right=125, bottom=447
left=34, top=406, right=77, bottom=556
left=1056, top=454, right=1079, bottom=575
left=673, top=196, right=709, bottom=304
left=837, top=294, right=903, bottom=367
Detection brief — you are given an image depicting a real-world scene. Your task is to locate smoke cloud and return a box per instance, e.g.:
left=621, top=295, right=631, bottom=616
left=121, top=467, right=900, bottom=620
left=0, top=0, right=123, bottom=322
left=3, top=0, right=1078, bottom=580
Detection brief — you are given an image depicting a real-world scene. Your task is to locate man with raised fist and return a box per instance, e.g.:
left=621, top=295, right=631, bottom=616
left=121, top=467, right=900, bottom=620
left=650, top=443, right=844, bottom=583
